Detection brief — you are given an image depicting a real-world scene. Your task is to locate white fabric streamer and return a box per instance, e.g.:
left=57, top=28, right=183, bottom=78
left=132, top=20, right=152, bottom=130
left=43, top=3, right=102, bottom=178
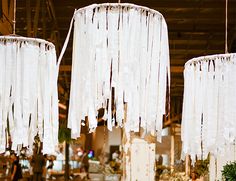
left=67, top=3, right=170, bottom=139
left=182, top=53, right=236, bottom=163
left=0, top=36, right=59, bottom=155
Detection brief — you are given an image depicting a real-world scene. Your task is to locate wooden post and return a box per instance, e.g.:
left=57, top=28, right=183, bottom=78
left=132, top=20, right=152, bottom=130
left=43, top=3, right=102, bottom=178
left=185, top=155, right=190, bottom=176
left=122, top=103, right=128, bottom=181
left=170, top=127, right=175, bottom=173
left=122, top=103, right=156, bottom=181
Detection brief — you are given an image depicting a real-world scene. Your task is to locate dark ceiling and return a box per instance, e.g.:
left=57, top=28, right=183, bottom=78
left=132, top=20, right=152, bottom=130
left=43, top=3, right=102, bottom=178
left=1, top=0, right=236, bottom=119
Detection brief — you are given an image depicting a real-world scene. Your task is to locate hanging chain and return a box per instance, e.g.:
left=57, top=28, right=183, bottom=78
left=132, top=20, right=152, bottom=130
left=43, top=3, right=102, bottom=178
left=225, top=0, right=228, bottom=53
left=13, top=0, right=16, bottom=34
left=118, top=0, right=121, bottom=3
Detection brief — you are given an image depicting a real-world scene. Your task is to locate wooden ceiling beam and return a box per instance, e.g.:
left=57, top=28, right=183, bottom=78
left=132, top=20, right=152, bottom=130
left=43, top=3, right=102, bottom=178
left=169, top=39, right=225, bottom=45
left=170, top=66, right=184, bottom=73
left=14, top=16, right=232, bottom=31
left=0, top=0, right=14, bottom=35
left=0, top=21, right=11, bottom=34
left=15, top=6, right=235, bottom=22
left=39, top=0, right=235, bottom=9
left=170, top=43, right=224, bottom=50
left=170, top=49, right=223, bottom=55
left=1, top=0, right=9, bottom=20
left=160, top=9, right=235, bottom=18
left=148, top=2, right=235, bottom=9
left=170, top=80, right=184, bottom=86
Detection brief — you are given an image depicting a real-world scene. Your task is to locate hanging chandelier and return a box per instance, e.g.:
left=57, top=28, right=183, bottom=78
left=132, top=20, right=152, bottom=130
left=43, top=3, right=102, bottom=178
left=181, top=53, right=236, bottom=163
left=59, top=3, right=170, bottom=140
left=181, top=0, right=236, bottom=167
left=0, top=36, right=59, bottom=155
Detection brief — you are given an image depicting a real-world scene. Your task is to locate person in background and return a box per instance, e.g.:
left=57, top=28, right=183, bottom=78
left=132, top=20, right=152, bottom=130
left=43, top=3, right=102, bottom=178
left=80, top=151, right=89, bottom=180
left=155, top=155, right=164, bottom=180
left=81, top=151, right=89, bottom=170
left=31, top=147, right=46, bottom=181
left=10, top=153, right=22, bottom=181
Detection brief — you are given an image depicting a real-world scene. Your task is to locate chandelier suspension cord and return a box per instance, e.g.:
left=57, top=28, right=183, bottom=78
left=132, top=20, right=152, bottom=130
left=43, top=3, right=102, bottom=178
left=13, top=0, right=16, bottom=34
left=225, top=0, right=228, bottom=53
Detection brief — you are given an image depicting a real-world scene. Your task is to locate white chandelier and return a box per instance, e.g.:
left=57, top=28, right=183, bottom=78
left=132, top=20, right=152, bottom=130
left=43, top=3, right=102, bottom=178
left=63, top=3, right=170, bottom=139
left=0, top=36, right=59, bottom=155
left=181, top=53, right=236, bottom=163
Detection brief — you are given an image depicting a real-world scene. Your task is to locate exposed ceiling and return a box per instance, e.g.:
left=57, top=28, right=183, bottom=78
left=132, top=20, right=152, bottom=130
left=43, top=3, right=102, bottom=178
left=1, top=0, right=236, bottom=122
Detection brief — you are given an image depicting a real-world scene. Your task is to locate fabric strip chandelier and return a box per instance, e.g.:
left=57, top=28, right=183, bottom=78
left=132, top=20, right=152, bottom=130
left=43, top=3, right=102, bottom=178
left=181, top=53, right=236, bottom=163
left=181, top=0, right=235, bottom=165
left=0, top=36, right=59, bottom=155
left=59, top=3, right=170, bottom=140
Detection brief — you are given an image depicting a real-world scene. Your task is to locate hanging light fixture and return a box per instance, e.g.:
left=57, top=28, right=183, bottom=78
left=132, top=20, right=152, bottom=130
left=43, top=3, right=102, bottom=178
left=182, top=53, right=236, bottom=161
left=59, top=3, right=170, bottom=140
left=0, top=0, right=59, bottom=155
left=0, top=36, right=59, bottom=155
left=181, top=0, right=236, bottom=167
